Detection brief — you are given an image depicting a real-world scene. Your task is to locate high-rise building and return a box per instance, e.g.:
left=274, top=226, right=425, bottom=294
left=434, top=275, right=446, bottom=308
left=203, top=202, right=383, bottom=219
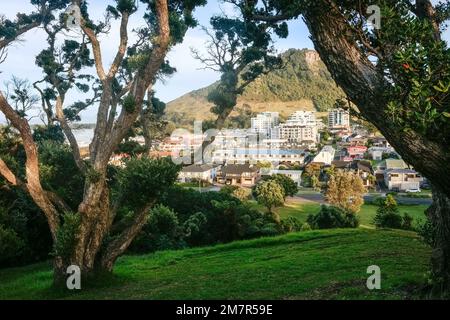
left=251, top=112, right=280, bottom=138
left=328, top=108, right=350, bottom=131
left=273, top=111, right=319, bottom=146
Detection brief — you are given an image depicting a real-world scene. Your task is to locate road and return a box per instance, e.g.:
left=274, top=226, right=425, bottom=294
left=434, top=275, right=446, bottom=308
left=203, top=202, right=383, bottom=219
left=196, top=185, right=433, bottom=206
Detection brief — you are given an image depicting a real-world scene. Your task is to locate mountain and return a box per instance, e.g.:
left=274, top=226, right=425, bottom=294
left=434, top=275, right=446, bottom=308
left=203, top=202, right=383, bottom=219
left=165, top=49, right=345, bottom=127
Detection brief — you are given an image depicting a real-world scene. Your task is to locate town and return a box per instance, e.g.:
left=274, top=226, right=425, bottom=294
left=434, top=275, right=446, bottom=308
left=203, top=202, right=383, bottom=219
left=144, top=108, right=426, bottom=196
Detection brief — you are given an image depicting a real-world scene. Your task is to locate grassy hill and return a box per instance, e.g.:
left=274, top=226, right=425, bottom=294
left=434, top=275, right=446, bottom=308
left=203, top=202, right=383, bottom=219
left=166, top=49, right=344, bottom=126
left=0, top=229, right=430, bottom=300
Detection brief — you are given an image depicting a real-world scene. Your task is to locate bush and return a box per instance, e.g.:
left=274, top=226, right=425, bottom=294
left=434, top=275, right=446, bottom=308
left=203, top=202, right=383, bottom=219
left=374, top=210, right=402, bottom=229
left=373, top=195, right=409, bottom=229
left=222, top=185, right=252, bottom=202
left=115, top=157, right=182, bottom=210
left=0, top=225, right=25, bottom=266
left=307, top=206, right=359, bottom=229
left=417, top=218, right=435, bottom=246
left=401, top=213, right=414, bottom=231
left=160, top=187, right=283, bottom=246
left=130, top=205, right=185, bottom=253
left=300, top=222, right=312, bottom=232
left=281, top=216, right=302, bottom=233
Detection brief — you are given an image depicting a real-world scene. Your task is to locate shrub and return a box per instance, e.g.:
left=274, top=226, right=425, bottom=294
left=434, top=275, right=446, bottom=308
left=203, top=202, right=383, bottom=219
left=232, top=187, right=252, bottom=202
left=401, top=213, right=414, bottom=231
left=160, top=187, right=283, bottom=246
left=281, top=216, right=302, bottom=233
left=374, top=210, right=402, bottom=229
left=183, top=212, right=207, bottom=244
left=0, top=225, right=25, bottom=266
left=52, top=213, right=81, bottom=260
left=373, top=195, right=404, bottom=229
left=130, top=205, right=185, bottom=253
left=417, top=218, right=435, bottom=246
left=300, top=222, right=312, bottom=232
left=307, top=205, right=359, bottom=229
left=115, top=157, right=181, bottom=210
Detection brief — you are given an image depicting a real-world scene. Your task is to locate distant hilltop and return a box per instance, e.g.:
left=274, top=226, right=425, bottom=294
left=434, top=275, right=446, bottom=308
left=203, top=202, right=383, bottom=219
left=165, top=49, right=344, bottom=127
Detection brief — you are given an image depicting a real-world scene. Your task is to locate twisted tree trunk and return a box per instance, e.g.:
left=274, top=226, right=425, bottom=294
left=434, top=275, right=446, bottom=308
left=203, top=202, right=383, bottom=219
left=0, top=0, right=173, bottom=286
left=427, top=189, right=450, bottom=295
left=301, top=0, right=450, bottom=294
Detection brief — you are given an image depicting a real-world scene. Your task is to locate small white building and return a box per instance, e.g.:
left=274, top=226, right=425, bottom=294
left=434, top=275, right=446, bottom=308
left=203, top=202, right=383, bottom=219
left=313, top=146, right=336, bottom=165
left=368, top=147, right=395, bottom=161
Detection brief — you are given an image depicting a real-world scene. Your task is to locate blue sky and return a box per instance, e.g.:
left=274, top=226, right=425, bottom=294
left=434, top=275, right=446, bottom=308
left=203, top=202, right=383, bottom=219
left=0, top=0, right=448, bottom=123
left=0, top=1, right=310, bottom=123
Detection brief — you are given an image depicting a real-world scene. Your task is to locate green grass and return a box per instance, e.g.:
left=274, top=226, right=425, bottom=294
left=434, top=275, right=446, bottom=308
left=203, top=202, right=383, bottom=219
left=357, top=204, right=428, bottom=228
left=262, top=200, right=428, bottom=228
left=0, top=229, right=430, bottom=300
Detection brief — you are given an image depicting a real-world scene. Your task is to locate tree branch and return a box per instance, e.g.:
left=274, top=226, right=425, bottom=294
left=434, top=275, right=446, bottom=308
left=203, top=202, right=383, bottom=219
left=108, top=12, right=130, bottom=79
left=101, top=200, right=156, bottom=270
left=0, top=92, right=60, bottom=240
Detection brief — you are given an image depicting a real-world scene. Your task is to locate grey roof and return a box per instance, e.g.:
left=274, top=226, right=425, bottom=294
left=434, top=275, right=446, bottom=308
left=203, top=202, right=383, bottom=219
left=181, top=164, right=219, bottom=173
left=220, top=164, right=259, bottom=175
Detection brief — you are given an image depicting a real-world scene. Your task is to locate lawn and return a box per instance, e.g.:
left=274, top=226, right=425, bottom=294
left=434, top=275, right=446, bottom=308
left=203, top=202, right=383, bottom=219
left=0, top=229, right=430, bottom=300
left=251, top=200, right=428, bottom=228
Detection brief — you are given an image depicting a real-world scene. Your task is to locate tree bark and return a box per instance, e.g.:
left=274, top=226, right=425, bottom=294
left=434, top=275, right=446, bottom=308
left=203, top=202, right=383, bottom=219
left=427, top=188, right=450, bottom=296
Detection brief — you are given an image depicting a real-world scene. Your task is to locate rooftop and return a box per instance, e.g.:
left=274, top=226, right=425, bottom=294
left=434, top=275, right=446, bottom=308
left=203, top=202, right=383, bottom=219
left=181, top=164, right=220, bottom=173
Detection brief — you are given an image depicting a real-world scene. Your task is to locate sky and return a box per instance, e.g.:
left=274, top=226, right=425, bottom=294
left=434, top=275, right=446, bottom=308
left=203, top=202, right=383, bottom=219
left=0, top=0, right=448, bottom=124
left=0, top=0, right=310, bottom=123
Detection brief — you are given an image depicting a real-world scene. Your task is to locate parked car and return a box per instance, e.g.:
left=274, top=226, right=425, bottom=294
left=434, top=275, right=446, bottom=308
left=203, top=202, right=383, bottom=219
left=405, top=188, right=421, bottom=193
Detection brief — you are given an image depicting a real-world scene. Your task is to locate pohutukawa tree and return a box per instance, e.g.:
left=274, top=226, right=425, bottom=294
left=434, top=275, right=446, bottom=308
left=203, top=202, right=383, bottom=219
left=229, top=0, right=450, bottom=295
left=0, top=0, right=206, bottom=284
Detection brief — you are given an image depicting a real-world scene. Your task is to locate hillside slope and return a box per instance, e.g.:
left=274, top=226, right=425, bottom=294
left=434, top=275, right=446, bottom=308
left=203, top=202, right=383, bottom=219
left=166, top=49, right=344, bottom=125
left=0, top=229, right=429, bottom=300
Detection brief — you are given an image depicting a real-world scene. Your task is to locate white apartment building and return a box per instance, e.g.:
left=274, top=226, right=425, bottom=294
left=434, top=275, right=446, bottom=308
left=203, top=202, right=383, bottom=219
left=328, top=108, right=350, bottom=130
left=274, top=125, right=318, bottom=145
left=273, top=111, right=319, bottom=145
left=251, top=112, right=280, bottom=139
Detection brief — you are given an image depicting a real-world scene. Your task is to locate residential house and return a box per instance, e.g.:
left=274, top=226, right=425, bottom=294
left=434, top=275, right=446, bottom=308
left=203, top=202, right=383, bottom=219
left=346, top=146, right=368, bottom=160
left=178, top=164, right=221, bottom=184
left=313, top=146, right=336, bottom=166
left=384, top=169, right=423, bottom=192
left=374, top=158, right=409, bottom=180
left=217, top=164, right=261, bottom=187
